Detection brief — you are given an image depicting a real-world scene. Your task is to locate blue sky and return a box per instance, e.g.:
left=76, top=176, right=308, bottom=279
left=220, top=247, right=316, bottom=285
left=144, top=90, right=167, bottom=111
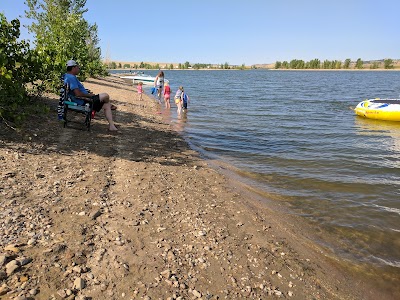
left=2, top=0, right=399, bottom=65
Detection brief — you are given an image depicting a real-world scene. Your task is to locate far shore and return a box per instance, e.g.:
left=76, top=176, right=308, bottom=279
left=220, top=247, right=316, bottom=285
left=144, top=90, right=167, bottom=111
left=108, top=67, right=400, bottom=71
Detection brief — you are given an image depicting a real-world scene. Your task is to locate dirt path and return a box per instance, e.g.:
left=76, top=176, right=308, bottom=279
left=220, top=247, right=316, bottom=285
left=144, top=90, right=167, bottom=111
left=0, top=76, right=394, bottom=300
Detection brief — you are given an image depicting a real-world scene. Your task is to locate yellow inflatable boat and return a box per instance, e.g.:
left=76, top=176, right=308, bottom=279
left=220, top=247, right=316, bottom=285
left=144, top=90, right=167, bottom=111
left=354, top=99, right=400, bottom=121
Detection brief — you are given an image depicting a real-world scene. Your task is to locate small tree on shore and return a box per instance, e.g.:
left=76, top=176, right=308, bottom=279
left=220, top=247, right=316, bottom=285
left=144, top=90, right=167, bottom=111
left=384, top=59, right=394, bottom=69
left=370, top=61, right=380, bottom=69
left=355, top=58, right=363, bottom=69
left=307, top=59, right=321, bottom=69
left=334, top=60, right=342, bottom=69
left=343, top=59, right=351, bottom=69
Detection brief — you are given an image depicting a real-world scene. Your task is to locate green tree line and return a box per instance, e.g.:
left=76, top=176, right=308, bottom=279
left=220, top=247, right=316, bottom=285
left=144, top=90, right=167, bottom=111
left=0, top=0, right=107, bottom=126
left=275, top=58, right=395, bottom=69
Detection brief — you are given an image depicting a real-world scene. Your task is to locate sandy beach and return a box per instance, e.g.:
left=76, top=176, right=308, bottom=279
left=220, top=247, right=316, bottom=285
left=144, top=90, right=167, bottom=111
left=0, top=76, right=397, bottom=300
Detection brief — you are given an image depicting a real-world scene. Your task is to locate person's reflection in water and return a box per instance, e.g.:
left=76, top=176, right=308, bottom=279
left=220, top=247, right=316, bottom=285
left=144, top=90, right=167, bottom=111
left=175, top=112, right=188, bottom=132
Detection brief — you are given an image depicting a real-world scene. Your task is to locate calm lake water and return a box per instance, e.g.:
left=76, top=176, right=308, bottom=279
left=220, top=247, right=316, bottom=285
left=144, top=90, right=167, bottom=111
left=113, top=69, right=400, bottom=284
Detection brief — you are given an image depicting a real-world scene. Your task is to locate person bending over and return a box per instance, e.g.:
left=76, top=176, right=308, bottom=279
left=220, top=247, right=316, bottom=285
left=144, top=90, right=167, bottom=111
left=64, top=60, right=118, bottom=131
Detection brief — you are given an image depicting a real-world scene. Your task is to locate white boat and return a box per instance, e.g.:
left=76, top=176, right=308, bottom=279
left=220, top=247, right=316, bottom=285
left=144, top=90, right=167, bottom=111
left=120, top=72, right=168, bottom=85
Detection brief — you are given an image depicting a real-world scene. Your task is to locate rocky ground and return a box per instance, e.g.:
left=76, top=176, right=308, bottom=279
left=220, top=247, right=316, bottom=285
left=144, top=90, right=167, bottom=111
left=0, top=76, right=393, bottom=300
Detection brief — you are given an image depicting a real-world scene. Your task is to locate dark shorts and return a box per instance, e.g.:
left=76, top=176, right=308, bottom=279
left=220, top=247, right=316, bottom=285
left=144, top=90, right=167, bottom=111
left=91, top=94, right=104, bottom=112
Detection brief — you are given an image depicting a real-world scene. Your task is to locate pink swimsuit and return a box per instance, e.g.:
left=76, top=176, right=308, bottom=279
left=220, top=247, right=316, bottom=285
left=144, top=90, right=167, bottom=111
left=164, top=86, right=171, bottom=99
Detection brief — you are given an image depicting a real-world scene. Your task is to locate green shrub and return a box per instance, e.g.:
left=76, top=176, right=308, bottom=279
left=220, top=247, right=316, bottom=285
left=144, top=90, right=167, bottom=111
left=0, top=14, right=43, bottom=125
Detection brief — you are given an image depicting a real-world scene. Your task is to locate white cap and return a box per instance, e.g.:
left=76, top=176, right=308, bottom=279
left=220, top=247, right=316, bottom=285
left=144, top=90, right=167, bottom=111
left=66, top=60, right=78, bottom=67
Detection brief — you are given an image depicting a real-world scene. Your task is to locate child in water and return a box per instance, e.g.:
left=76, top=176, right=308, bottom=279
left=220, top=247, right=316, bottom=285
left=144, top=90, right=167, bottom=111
left=154, top=70, right=164, bottom=99
left=181, top=89, right=190, bottom=112
left=174, top=86, right=183, bottom=115
left=164, top=82, right=171, bottom=109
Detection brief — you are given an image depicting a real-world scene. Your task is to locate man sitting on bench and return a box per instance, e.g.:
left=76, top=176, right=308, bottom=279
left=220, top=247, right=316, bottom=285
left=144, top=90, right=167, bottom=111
left=65, top=60, right=118, bottom=131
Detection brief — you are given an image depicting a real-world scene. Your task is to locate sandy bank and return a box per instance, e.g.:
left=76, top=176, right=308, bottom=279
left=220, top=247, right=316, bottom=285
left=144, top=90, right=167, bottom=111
left=0, top=76, right=397, bottom=299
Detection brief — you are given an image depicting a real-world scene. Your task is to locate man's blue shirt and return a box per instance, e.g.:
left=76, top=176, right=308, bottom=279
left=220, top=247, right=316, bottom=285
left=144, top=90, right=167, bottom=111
left=64, top=73, right=88, bottom=95
left=64, top=73, right=87, bottom=105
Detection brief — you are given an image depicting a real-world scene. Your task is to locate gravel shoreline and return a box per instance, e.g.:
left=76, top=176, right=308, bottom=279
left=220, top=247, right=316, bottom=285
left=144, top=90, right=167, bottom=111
left=0, top=76, right=395, bottom=299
